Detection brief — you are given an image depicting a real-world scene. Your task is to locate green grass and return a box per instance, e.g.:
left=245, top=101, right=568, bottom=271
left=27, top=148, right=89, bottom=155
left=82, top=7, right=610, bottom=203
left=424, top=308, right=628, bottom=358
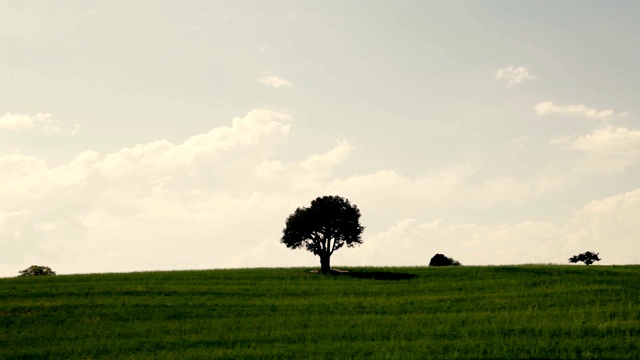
left=1, top=266, right=639, bottom=359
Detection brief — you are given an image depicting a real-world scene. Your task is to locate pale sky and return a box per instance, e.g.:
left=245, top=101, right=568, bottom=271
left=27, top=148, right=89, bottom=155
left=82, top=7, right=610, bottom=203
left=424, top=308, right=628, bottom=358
left=2, top=1, right=640, bottom=277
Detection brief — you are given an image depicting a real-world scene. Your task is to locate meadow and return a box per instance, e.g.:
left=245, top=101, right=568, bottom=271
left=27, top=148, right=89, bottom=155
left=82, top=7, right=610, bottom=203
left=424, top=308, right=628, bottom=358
left=1, top=265, right=639, bottom=359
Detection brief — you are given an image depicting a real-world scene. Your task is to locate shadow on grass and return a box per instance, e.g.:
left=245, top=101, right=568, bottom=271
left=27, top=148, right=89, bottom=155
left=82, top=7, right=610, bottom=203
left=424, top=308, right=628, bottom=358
left=310, top=269, right=418, bottom=280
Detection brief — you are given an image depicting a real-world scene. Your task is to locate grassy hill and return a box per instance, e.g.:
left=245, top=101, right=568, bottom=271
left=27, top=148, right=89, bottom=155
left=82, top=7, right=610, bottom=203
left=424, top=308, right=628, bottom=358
left=1, top=265, right=639, bottom=359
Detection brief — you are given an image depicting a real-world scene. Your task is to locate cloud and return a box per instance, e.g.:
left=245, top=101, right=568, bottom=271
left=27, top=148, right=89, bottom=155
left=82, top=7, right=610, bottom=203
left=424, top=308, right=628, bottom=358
left=0, top=113, right=78, bottom=135
left=336, top=186, right=640, bottom=267
left=496, top=66, right=536, bottom=87
left=300, top=140, right=351, bottom=173
left=0, top=113, right=61, bottom=134
left=254, top=160, right=284, bottom=178
left=566, top=187, right=640, bottom=263
left=535, top=101, right=626, bottom=120
left=551, top=125, right=640, bottom=155
left=1, top=107, right=632, bottom=277
left=251, top=140, right=353, bottom=192
left=324, top=167, right=562, bottom=211
left=98, top=108, right=291, bottom=178
left=0, top=209, right=32, bottom=237
left=339, top=218, right=563, bottom=267
left=0, top=109, right=301, bottom=275
left=551, top=125, right=640, bottom=173
left=254, top=74, right=293, bottom=89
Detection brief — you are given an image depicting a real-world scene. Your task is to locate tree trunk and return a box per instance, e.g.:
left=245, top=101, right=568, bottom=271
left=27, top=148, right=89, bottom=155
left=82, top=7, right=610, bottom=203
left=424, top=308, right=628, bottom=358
left=319, top=253, right=331, bottom=274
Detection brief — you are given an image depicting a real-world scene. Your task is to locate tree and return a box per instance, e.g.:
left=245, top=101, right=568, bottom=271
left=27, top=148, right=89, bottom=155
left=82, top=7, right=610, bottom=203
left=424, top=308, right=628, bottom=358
left=281, top=195, right=364, bottom=273
left=569, top=251, right=601, bottom=265
left=429, top=253, right=461, bottom=267
left=19, top=265, right=56, bottom=277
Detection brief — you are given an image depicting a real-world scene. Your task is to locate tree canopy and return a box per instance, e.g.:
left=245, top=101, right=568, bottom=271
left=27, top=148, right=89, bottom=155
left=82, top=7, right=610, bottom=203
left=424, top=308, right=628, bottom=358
left=569, top=251, right=601, bottom=265
left=281, top=195, right=364, bottom=273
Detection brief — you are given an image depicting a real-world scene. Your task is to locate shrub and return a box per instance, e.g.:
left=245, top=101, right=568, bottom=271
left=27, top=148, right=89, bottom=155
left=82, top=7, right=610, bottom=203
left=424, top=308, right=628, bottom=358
left=429, top=253, right=461, bottom=267
left=19, top=265, right=56, bottom=277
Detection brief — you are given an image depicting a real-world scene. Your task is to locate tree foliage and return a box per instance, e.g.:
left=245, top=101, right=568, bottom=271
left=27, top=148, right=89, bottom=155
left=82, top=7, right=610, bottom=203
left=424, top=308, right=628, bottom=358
left=429, top=253, right=461, bottom=267
left=569, top=251, right=601, bottom=265
left=281, top=195, right=364, bottom=273
left=19, top=265, right=56, bottom=277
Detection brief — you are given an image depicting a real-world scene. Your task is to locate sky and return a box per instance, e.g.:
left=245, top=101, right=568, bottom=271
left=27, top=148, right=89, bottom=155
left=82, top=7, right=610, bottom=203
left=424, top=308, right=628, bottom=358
left=1, top=1, right=640, bottom=277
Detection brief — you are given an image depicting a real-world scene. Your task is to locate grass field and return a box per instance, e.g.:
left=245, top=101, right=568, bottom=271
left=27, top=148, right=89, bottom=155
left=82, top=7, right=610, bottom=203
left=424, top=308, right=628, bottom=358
left=1, top=265, right=639, bottom=359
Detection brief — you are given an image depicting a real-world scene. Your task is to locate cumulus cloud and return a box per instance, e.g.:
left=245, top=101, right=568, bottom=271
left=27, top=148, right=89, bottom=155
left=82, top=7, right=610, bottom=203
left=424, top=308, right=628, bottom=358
left=340, top=218, right=563, bottom=267
left=551, top=125, right=640, bottom=173
left=0, top=113, right=61, bottom=133
left=99, top=108, right=292, bottom=178
left=535, top=101, right=626, bottom=120
left=254, top=160, right=284, bottom=178
left=0, top=109, right=317, bottom=276
left=496, top=66, right=536, bottom=87
left=0, top=209, right=32, bottom=236
left=2, top=107, right=632, bottom=277
left=551, top=125, right=640, bottom=155
left=300, top=140, right=351, bottom=173
left=336, top=185, right=640, bottom=267
left=0, top=113, right=80, bottom=135
left=566, top=187, right=640, bottom=263
left=254, top=74, right=293, bottom=89
left=324, top=167, right=562, bottom=211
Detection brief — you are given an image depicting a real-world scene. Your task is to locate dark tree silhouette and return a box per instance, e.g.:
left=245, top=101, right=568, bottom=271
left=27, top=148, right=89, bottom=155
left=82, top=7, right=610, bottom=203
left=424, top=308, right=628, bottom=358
left=281, top=195, right=364, bottom=273
left=19, top=265, right=56, bottom=276
left=569, top=251, right=601, bottom=265
left=429, top=253, right=461, bottom=267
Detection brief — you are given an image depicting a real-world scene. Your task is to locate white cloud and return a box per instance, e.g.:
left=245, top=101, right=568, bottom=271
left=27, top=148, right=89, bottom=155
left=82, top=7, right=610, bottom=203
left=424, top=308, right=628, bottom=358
left=551, top=125, right=640, bottom=155
left=254, top=74, right=293, bottom=89
left=0, top=209, right=31, bottom=235
left=331, top=217, right=563, bottom=267
left=324, top=167, right=561, bottom=211
left=566, top=187, right=640, bottom=263
left=300, top=140, right=351, bottom=173
left=336, top=185, right=640, bottom=267
left=535, top=101, right=626, bottom=120
left=0, top=113, right=61, bottom=133
left=578, top=188, right=640, bottom=216
left=551, top=125, right=640, bottom=173
left=496, top=66, right=536, bottom=87
left=0, top=109, right=300, bottom=275
left=472, top=175, right=564, bottom=206
left=255, top=160, right=284, bottom=178
left=0, top=154, right=49, bottom=198
left=98, top=108, right=291, bottom=178
left=1, top=107, right=634, bottom=277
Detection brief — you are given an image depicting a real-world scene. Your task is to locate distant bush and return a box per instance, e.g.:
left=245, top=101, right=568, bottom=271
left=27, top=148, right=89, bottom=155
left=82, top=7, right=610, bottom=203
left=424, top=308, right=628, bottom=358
left=429, top=254, right=461, bottom=267
left=19, top=265, right=56, bottom=277
left=569, top=251, right=601, bottom=266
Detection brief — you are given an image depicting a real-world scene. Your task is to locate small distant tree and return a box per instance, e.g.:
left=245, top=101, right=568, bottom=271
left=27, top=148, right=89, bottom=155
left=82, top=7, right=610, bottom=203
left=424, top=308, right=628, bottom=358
left=429, top=253, right=461, bottom=267
left=19, top=265, right=56, bottom=277
left=569, top=251, right=601, bottom=266
left=281, top=195, right=364, bottom=273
